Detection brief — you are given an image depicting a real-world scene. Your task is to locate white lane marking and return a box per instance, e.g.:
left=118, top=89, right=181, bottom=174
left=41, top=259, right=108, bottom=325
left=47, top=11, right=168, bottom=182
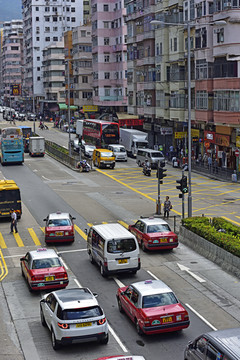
left=60, top=257, right=68, bottom=270
left=185, top=303, right=217, bottom=331
left=42, top=175, right=51, bottom=181
left=177, top=263, right=206, bottom=283
left=147, top=270, right=159, bottom=280
left=113, top=277, right=125, bottom=288
left=108, top=324, right=128, bottom=353
left=74, top=278, right=128, bottom=353
left=58, top=248, right=87, bottom=254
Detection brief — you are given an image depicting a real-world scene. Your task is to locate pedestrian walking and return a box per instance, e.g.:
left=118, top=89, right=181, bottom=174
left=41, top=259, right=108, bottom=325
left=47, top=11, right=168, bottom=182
left=208, top=155, right=212, bottom=172
left=163, top=196, right=172, bottom=219
left=10, top=209, right=18, bottom=233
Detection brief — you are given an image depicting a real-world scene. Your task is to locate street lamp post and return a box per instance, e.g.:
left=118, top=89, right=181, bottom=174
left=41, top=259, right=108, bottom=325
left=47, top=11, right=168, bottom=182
left=66, top=59, right=71, bottom=157
left=150, top=18, right=226, bottom=217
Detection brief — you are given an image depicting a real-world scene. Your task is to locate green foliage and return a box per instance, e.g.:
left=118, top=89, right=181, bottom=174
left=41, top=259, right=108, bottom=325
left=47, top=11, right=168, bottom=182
left=182, top=217, right=240, bottom=258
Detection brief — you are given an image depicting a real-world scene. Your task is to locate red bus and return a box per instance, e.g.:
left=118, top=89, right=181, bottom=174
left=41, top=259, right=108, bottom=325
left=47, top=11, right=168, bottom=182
left=82, top=119, right=119, bottom=148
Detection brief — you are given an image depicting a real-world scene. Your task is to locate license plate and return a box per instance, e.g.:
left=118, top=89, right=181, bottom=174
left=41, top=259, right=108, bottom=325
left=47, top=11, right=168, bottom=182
left=118, top=259, right=128, bottom=264
left=162, top=316, right=172, bottom=323
left=56, top=231, right=64, bottom=236
left=45, top=276, right=55, bottom=281
left=76, top=322, right=92, bottom=328
left=160, top=238, right=167, bottom=243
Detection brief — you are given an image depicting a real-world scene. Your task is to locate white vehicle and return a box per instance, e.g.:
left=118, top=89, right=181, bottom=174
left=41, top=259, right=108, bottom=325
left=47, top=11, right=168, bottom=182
left=108, top=144, right=127, bottom=161
left=136, top=148, right=165, bottom=169
left=76, top=119, right=84, bottom=136
left=87, top=223, right=140, bottom=277
left=40, top=288, right=109, bottom=350
left=120, top=128, right=148, bottom=157
left=29, top=137, right=45, bottom=156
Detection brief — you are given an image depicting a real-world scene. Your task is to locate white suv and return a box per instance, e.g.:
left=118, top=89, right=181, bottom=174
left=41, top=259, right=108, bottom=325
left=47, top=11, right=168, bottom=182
left=40, top=288, right=109, bottom=350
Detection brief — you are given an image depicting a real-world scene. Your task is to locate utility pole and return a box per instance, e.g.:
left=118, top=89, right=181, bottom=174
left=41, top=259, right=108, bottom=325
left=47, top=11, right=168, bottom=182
left=67, top=60, right=71, bottom=157
left=156, top=160, right=167, bottom=215
left=176, top=172, right=188, bottom=219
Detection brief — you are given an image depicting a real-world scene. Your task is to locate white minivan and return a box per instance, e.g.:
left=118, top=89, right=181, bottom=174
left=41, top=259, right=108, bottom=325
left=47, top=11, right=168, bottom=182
left=87, top=223, right=140, bottom=277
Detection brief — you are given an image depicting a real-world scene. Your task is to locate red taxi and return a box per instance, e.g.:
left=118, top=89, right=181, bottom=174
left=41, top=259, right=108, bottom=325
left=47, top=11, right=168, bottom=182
left=116, top=279, right=190, bottom=335
left=43, top=212, right=75, bottom=244
left=128, top=217, right=178, bottom=251
left=20, top=248, right=68, bottom=291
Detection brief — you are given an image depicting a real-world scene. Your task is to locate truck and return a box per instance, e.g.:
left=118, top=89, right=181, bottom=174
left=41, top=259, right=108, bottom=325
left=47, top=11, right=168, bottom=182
left=76, top=119, right=84, bottom=136
left=119, top=128, right=148, bottom=157
left=29, top=137, right=45, bottom=157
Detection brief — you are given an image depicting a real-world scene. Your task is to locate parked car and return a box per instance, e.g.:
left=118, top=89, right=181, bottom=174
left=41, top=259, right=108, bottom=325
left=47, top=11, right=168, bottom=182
left=20, top=248, right=68, bottom=292
left=128, top=217, right=178, bottom=251
left=117, top=279, right=190, bottom=335
left=92, top=148, right=115, bottom=169
left=43, top=212, right=76, bottom=244
left=40, top=287, right=109, bottom=350
left=18, top=113, right=26, bottom=121
left=108, top=144, right=128, bottom=161
left=70, top=138, right=80, bottom=153
left=27, top=113, right=36, bottom=121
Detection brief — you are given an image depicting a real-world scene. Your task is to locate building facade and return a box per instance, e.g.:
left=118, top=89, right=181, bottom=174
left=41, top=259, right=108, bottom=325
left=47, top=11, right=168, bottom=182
left=92, top=0, right=128, bottom=112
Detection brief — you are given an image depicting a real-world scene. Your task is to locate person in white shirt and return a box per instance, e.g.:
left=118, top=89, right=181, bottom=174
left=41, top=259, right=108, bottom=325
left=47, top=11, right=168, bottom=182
left=10, top=209, right=18, bottom=233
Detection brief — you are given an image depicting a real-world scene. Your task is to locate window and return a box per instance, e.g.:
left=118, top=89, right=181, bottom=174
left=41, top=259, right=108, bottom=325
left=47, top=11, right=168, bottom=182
left=104, top=54, right=110, bottom=63
left=36, top=17, right=39, bottom=21
left=104, top=37, right=109, bottom=45
left=45, top=16, right=50, bottom=21
left=196, top=91, right=208, bottom=109
left=53, top=16, right=58, bottom=21
left=104, top=4, right=109, bottom=11
left=82, top=76, right=88, bottom=83
left=37, top=56, right=40, bottom=61
left=81, top=30, right=86, bottom=37
left=53, top=26, right=58, bottom=31
left=53, top=36, right=58, bottom=41
left=103, top=21, right=109, bottom=28
left=45, top=37, right=50, bottom=41
left=217, top=28, right=224, bottom=43
left=174, top=37, right=177, bottom=51
left=71, top=17, right=76, bottom=22
left=71, top=7, right=75, bottom=11
left=45, top=7, right=50, bottom=11
left=36, top=37, right=40, bottom=41
left=36, top=6, right=39, bottom=10
left=104, top=72, right=110, bottom=79
left=83, top=92, right=92, bottom=99
left=104, top=88, right=111, bottom=96
left=45, top=27, right=50, bottom=32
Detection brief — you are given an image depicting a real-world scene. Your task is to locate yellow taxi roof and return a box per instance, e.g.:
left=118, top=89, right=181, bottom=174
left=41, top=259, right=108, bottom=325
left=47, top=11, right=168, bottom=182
left=0, top=180, right=19, bottom=191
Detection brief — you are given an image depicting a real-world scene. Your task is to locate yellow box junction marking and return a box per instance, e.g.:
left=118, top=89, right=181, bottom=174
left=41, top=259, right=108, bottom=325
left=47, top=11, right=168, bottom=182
left=0, top=249, right=8, bottom=281
left=221, top=216, right=240, bottom=226
left=118, top=220, right=129, bottom=229
left=13, top=232, right=24, bottom=247
left=74, top=224, right=87, bottom=241
left=0, top=233, right=7, bottom=249
left=28, top=228, right=41, bottom=246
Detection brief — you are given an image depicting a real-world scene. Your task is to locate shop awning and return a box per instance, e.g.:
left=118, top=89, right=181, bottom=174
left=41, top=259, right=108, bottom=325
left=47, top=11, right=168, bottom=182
left=58, top=104, right=78, bottom=110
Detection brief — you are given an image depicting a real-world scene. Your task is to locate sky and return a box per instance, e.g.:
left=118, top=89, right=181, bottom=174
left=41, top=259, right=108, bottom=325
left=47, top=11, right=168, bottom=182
left=0, top=0, right=22, bottom=22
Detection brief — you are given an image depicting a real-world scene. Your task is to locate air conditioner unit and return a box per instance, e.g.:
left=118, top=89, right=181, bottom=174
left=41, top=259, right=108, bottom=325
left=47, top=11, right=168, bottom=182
left=173, top=9, right=178, bottom=13
left=225, top=2, right=231, bottom=7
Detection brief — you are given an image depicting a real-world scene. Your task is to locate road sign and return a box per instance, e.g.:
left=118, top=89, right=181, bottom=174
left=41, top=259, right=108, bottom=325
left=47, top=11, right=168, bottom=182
left=235, top=149, right=239, bottom=157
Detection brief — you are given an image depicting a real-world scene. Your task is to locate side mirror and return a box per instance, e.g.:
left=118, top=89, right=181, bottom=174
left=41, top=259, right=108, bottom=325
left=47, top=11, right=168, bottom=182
left=93, top=292, right=98, bottom=298
left=72, top=217, right=76, bottom=220
left=43, top=218, right=47, bottom=222
left=40, top=299, right=46, bottom=303
left=20, top=257, right=25, bottom=261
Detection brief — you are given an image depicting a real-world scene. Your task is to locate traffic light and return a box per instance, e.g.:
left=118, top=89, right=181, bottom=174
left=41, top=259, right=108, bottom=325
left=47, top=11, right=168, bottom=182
left=176, top=176, right=188, bottom=193
left=156, top=167, right=167, bottom=180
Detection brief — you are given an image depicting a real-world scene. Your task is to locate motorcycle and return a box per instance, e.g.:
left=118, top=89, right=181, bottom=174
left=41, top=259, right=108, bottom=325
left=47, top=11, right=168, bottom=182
left=77, top=160, right=91, bottom=172
left=39, top=122, right=49, bottom=130
left=142, top=164, right=151, bottom=176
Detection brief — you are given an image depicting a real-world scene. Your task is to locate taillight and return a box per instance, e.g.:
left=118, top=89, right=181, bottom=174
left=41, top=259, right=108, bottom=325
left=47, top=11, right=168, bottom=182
left=144, top=319, right=150, bottom=327
left=58, top=322, right=69, bottom=329
left=138, top=256, right=140, bottom=264
left=169, top=238, right=174, bottom=242
left=184, top=314, right=189, bottom=320
left=31, top=275, right=44, bottom=281
left=97, top=317, right=106, bottom=325
left=104, top=258, right=108, bottom=267
left=55, top=273, right=68, bottom=280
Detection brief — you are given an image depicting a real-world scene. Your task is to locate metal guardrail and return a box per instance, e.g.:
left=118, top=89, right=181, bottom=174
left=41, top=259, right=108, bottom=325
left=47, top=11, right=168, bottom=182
left=45, top=140, right=79, bottom=169
left=191, top=162, right=234, bottom=181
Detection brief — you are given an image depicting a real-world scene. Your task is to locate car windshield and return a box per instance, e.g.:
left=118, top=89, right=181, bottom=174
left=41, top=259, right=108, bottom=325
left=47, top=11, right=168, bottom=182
left=32, top=257, right=62, bottom=269
left=101, top=152, right=113, bottom=157
left=113, top=146, right=125, bottom=152
left=62, top=306, right=103, bottom=320
left=48, top=219, right=71, bottom=227
left=107, top=238, right=136, bottom=253
left=142, top=292, right=178, bottom=308
left=147, top=224, right=171, bottom=233
left=151, top=152, right=164, bottom=158
left=86, top=146, right=95, bottom=150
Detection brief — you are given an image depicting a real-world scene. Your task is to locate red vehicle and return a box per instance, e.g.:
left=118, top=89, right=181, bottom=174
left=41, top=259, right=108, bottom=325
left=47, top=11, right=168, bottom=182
left=43, top=212, right=75, bottom=244
left=116, top=280, right=190, bottom=335
left=82, top=119, right=119, bottom=148
left=20, top=248, right=68, bottom=291
left=128, top=217, right=178, bottom=251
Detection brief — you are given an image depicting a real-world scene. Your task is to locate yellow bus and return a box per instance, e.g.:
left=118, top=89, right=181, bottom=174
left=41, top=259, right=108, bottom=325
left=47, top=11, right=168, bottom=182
left=0, top=180, right=22, bottom=218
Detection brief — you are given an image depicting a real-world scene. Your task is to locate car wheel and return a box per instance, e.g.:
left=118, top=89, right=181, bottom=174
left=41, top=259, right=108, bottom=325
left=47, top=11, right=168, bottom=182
left=135, top=319, right=143, bottom=335
left=138, top=160, right=142, bottom=167
left=100, top=263, right=106, bottom=277
left=89, top=252, right=94, bottom=264
left=100, top=333, right=109, bottom=345
left=117, top=297, right=124, bottom=313
left=40, top=307, right=47, bottom=327
left=141, top=241, right=146, bottom=252
left=51, top=329, right=60, bottom=350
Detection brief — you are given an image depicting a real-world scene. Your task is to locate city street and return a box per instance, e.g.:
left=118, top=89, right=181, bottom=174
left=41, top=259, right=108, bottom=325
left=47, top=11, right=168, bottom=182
left=0, top=118, right=240, bottom=359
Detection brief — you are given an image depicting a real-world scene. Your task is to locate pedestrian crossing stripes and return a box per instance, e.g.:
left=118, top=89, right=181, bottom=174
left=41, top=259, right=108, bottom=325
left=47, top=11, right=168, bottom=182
left=0, top=221, right=131, bottom=249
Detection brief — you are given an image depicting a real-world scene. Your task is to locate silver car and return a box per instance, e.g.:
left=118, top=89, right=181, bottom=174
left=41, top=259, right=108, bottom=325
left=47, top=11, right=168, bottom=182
left=108, top=144, right=127, bottom=161
left=40, top=287, right=109, bottom=350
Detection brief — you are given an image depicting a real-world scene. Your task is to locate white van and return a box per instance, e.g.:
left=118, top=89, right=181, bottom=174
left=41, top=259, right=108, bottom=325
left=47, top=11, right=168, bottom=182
left=87, top=223, right=140, bottom=277
left=136, top=148, right=165, bottom=169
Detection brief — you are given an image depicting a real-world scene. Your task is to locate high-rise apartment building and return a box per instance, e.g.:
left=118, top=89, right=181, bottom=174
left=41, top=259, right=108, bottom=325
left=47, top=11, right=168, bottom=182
left=22, top=0, right=84, bottom=111
left=1, top=20, right=23, bottom=108
left=92, top=0, right=128, bottom=112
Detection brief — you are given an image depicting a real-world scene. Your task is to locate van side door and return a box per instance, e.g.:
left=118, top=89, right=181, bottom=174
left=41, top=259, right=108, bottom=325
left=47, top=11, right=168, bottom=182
left=188, top=336, right=207, bottom=359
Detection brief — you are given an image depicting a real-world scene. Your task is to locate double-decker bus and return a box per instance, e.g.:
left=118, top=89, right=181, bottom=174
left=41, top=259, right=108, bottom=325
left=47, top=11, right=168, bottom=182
left=0, top=180, right=22, bottom=218
left=82, top=119, right=119, bottom=148
left=0, top=127, right=24, bottom=165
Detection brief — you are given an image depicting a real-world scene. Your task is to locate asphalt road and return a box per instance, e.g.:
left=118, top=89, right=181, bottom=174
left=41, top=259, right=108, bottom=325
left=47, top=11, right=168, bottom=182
left=0, top=116, right=240, bottom=360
